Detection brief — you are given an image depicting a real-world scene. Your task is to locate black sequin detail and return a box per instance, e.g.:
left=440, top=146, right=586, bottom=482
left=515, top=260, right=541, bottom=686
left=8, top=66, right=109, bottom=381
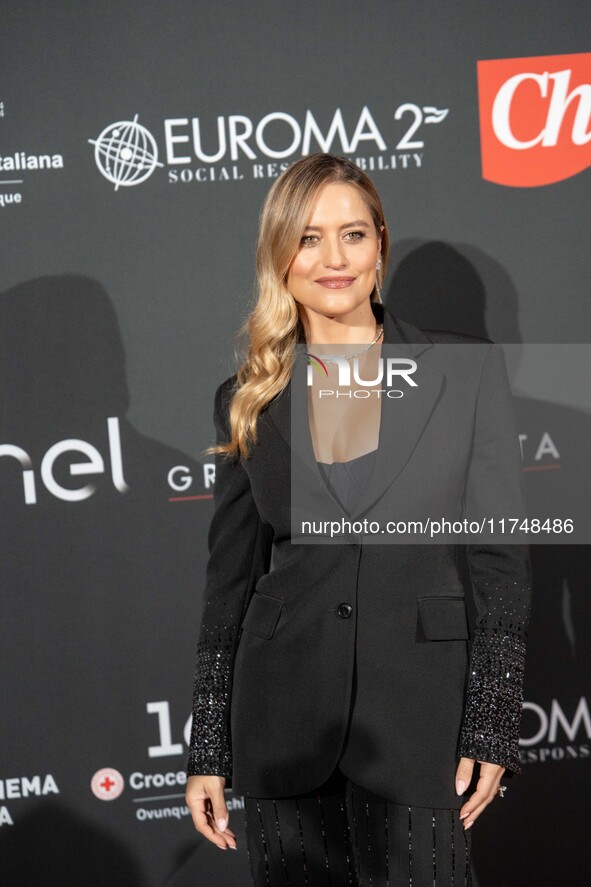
left=458, top=564, right=532, bottom=773
left=187, top=626, right=235, bottom=777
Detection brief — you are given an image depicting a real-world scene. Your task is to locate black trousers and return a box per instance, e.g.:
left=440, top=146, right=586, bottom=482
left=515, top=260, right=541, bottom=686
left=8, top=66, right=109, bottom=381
left=243, top=765, right=472, bottom=887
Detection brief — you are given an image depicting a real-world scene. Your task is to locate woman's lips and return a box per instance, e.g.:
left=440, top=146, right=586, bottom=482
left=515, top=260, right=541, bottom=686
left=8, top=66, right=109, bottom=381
left=315, top=277, right=356, bottom=288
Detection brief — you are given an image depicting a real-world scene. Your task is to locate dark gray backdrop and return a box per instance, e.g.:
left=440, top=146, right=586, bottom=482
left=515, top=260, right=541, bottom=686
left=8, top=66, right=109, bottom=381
left=1, top=2, right=589, bottom=885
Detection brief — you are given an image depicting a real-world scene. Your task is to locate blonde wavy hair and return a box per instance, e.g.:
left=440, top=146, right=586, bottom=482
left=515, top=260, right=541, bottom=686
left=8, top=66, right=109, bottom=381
left=204, top=153, right=390, bottom=460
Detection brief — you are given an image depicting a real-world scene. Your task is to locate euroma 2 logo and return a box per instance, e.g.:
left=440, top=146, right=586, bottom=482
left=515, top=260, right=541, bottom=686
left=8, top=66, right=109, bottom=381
left=88, top=103, right=449, bottom=189
left=477, top=52, right=591, bottom=187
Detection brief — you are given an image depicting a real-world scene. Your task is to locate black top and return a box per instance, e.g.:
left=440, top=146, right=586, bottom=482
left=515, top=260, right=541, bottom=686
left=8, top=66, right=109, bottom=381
left=316, top=448, right=377, bottom=515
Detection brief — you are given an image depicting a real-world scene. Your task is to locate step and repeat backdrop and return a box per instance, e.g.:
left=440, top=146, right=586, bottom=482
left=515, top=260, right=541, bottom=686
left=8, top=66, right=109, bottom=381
left=1, top=3, right=589, bottom=885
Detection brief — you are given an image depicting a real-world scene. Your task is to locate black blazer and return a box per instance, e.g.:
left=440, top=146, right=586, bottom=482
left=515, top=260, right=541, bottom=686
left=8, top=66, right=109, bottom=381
left=187, top=301, right=532, bottom=808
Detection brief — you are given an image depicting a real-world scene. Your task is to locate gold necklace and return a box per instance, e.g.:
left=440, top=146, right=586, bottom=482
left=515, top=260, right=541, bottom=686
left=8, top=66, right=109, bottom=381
left=319, top=323, right=384, bottom=364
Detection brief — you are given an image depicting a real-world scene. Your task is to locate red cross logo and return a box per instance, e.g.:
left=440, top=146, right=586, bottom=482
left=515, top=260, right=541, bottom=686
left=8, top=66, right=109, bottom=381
left=91, top=768, right=125, bottom=801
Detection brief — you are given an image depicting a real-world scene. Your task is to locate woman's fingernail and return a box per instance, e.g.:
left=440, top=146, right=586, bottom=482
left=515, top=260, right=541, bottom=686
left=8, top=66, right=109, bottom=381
left=229, top=845, right=238, bottom=850
left=216, top=818, right=227, bottom=831
left=465, top=820, right=474, bottom=830
left=456, top=780, right=466, bottom=795
left=459, top=811, right=469, bottom=820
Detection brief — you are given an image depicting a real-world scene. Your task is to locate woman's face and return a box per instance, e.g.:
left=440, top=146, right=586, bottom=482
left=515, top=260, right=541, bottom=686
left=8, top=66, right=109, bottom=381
left=286, top=182, right=382, bottom=320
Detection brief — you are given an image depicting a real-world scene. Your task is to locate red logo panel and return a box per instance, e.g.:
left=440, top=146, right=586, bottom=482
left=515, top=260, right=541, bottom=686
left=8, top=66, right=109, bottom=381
left=477, top=53, right=591, bottom=187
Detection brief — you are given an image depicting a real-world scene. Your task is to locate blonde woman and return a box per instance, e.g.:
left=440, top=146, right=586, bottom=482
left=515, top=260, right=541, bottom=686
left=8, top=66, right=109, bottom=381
left=185, top=154, right=531, bottom=886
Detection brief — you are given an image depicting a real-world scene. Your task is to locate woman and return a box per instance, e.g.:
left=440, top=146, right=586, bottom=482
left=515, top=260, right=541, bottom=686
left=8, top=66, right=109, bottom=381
left=185, top=153, right=532, bottom=886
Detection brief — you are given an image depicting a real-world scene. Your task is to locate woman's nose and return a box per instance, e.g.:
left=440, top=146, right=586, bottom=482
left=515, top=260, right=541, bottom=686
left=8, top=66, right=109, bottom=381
left=321, top=238, right=348, bottom=269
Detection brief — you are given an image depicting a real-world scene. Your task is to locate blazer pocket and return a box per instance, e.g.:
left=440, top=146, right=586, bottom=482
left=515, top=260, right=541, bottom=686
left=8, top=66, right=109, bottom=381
left=240, top=591, right=283, bottom=640
left=417, top=596, right=469, bottom=641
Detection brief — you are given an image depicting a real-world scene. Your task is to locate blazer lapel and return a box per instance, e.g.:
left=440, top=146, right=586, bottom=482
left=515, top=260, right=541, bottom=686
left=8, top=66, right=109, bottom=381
left=266, top=302, right=444, bottom=519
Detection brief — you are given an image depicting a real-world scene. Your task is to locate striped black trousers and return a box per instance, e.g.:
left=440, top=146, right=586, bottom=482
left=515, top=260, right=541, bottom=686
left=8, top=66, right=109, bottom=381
left=244, top=765, right=472, bottom=887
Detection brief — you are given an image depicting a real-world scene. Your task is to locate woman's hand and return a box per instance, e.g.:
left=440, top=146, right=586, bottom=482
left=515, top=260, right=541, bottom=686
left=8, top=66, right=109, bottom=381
left=186, top=774, right=237, bottom=850
left=455, top=757, right=505, bottom=830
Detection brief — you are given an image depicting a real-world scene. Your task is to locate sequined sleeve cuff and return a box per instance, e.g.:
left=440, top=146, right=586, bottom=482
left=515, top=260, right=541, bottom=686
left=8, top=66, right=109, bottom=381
left=187, top=640, right=234, bottom=779
left=458, top=609, right=528, bottom=774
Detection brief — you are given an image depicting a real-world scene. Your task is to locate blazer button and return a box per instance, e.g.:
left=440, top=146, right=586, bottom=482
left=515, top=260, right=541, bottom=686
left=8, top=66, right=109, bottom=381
left=337, top=602, right=353, bottom=619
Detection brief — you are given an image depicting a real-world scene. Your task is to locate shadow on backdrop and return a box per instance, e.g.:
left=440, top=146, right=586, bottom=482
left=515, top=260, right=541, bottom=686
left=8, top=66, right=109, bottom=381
left=1, top=802, right=144, bottom=887
left=0, top=276, right=224, bottom=886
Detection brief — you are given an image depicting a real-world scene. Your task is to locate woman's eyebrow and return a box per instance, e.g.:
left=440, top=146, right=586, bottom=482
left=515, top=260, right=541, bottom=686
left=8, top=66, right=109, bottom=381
left=303, top=220, right=371, bottom=231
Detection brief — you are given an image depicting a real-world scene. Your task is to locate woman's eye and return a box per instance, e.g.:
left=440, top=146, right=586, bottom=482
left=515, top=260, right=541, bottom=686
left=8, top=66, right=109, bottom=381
left=345, top=230, right=366, bottom=242
left=300, top=235, right=318, bottom=246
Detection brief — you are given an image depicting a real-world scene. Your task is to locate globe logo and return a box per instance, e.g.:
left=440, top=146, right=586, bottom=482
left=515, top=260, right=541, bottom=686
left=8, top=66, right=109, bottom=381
left=88, top=114, right=164, bottom=190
